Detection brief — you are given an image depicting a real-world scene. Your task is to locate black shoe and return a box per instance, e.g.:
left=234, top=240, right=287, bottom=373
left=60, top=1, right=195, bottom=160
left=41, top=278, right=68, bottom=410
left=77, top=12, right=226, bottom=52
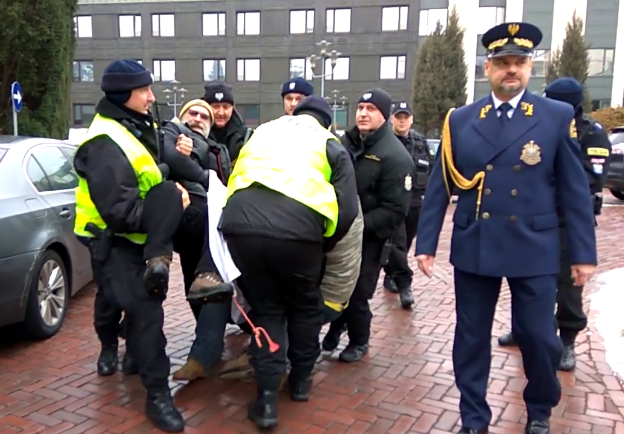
left=96, top=345, right=118, bottom=376
left=525, top=419, right=550, bottom=434
left=322, top=327, right=343, bottom=352
left=122, top=352, right=139, bottom=376
left=145, top=391, right=185, bottom=433
left=144, top=256, right=172, bottom=298
left=247, top=389, right=278, bottom=430
left=383, top=275, right=399, bottom=293
left=399, top=288, right=414, bottom=309
left=558, top=345, right=576, bottom=371
left=288, top=377, right=312, bottom=402
left=187, top=273, right=234, bottom=303
left=458, top=428, right=488, bottom=434
left=339, top=343, right=369, bottom=363
left=497, top=332, right=517, bottom=347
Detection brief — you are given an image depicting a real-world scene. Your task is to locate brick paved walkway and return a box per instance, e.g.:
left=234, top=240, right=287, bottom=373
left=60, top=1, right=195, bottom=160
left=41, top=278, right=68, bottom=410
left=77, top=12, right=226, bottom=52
left=1, top=203, right=624, bottom=434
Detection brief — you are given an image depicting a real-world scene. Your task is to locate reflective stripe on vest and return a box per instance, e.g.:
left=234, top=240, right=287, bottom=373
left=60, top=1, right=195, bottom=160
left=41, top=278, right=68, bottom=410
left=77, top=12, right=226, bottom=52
left=73, top=113, right=163, bottom=244
left=226, top=115, right=339, bottom=237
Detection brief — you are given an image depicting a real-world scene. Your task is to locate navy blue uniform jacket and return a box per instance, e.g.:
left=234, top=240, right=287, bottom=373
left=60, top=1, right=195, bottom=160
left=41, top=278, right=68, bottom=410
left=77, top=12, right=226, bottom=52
left=415, top=91, right=598, bottom=278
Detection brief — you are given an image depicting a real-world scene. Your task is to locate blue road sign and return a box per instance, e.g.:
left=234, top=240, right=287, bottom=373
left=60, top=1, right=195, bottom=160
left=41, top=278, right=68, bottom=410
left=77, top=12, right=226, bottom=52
left=11, top=81, right=23, bottom=113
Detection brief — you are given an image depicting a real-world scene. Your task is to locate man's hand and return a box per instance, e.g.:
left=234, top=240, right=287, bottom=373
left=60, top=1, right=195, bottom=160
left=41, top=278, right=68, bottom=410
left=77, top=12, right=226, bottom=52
left=175, top=182, right=190, bottom=210
left=176, top=134, right=193, bottom=157
left=416, top=254, right=435, bottom=278
left=571, top=264, right=596, bottom=286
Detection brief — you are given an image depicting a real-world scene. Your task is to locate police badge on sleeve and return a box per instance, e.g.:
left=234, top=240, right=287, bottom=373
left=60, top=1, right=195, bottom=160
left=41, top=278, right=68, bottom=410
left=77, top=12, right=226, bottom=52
left=405, top=174, right=412, bottom=191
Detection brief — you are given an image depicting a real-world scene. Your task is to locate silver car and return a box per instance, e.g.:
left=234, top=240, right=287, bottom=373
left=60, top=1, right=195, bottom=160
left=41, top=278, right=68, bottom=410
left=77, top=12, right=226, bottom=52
left=0, top=136, right=92, bottom=339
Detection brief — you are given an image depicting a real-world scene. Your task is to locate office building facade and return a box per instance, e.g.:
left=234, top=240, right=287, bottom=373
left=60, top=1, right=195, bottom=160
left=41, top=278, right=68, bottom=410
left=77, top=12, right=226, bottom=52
left=72, top=0, right=622, bottom=130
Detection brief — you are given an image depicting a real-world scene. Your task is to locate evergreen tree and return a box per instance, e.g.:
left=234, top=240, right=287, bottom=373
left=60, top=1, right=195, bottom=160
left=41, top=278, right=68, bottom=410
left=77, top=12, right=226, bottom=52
left=0, top=0, right=78, bottom=138
left=412, top=6, right=467, bottom=136
left=545, top=12, right=591, bottom=112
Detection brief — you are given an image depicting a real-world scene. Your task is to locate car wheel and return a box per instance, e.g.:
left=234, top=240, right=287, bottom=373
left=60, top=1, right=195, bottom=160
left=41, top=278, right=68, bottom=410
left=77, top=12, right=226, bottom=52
left=609, top=189, right=624, bottom=201
left=23, top=250, right=70, bottom=340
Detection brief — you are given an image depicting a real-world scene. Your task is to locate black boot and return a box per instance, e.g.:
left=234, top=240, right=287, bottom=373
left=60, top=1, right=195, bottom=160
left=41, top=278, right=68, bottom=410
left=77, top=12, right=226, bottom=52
left=525, top=419, right=550, bottom=434
left=144, top=256, right=172, bottom=298
left=247, top=389, right=278, bottom=430
left=399, top=287, right=414, bottom=309
left=497, top=332, right=517, bottom=347
left=321, top=326, right=343, bottom=352
left=145, top=391, right=185, bottom=433
left=457, top=428, right=488, bottom=433
left=383, top=274, right=399, bottom=293
left=186, top=272, right=234, bottom=303
left=288, top=377, right=312, bottom=402
left=558, top=345, right=576, bottom=371
left=122, top=352, right=139, bottom=376
left=96, top=345, right=118, bottom=376
left=339, top=343, right=369, bottom=363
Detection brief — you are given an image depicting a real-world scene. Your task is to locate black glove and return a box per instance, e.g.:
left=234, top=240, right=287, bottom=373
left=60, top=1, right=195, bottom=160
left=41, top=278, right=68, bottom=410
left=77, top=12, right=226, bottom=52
left=158, top=163, right=170, bottom=179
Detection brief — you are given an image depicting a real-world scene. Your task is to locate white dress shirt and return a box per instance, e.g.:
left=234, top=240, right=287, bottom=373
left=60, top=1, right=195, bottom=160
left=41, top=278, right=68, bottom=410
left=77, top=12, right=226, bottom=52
left=491, top=90, right=525, bottom=118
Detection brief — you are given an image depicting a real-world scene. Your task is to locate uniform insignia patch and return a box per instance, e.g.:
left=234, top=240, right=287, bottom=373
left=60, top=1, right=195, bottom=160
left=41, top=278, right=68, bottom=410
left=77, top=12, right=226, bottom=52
left=215, top=92, right=224, bottom=101
left=521, top=102, right=533, bottom=116
left=593, top=164, right=603, bottom=174
left=404, top=174, right=412, bottom=191
left=591, top=158, right=606, bottom=163
left=289, top=82, right=296, bottom=90
left=569, top=119, right=577, bottom=138
left=587, top=147, right=610, bottom=157
left=480, top=104, right=492, bottom=119
left=362, top=92, right=372, bottom=100
left=520, top=141, right=541, bottom=165
left=364, top=154, right=380, bottom=161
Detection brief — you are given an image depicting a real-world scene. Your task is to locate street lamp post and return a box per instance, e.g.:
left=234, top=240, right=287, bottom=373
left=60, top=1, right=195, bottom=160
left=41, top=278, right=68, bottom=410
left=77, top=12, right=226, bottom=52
left=308, top=40, right=341, bottom=98
left=162, top=80, right=187, bottom=118
left=325, top=89, right=348, bottom=129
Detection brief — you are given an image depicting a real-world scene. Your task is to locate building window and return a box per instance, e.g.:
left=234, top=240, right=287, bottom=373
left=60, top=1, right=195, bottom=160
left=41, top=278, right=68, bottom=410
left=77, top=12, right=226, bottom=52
left=203, top=12, right=226, bottom=36
left=418, top=8, right=447, bottom=36
left=237, top=12, right=260, bottom=35
left=334, top=105, right=349, bottom=129
left=152, top=60, right=176, bottom=81
left=203, top=59, right=226, bottom=81
left=72, top=61, right=94, bottom=82
left=289, top=58, right=313, bottom=80
left=326, top=8, right=351, bottom=33
left=380, top=55, right=406, bottom=79
left=325, top=57, right=350, bottom=80
left=475, top=55, right=487, bottom=81
left=382, top=6, right=409, bottom=32
left=238, top=104, right=260, bottom=126
left=531, top=50, right=549, bottom=77
left=475, top=7, right=505, bottom=35
left=591, top=99, right=610, bottom=111
left=119, top=14, right=141, bottom=37
left=237, top=59, right=260, bottom=81
left=290, top=10, right=314, bottom=34
left=152, top=14, right=175, bottom=37
left=73, top=16, right=93, bottom=38
left=73, top=104, right=96, bottom=126
left=588, top=49, right=615, bottom=76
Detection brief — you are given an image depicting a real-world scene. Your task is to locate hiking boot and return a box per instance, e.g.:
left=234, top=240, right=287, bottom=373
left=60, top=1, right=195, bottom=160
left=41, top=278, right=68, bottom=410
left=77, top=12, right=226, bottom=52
left=187, top=272, right=234, bottom=303
left=383, top=275, right=399, bottom=293
left=144, top=256, right=172, bottom=298
left=288, top=377, right=312, bottom=402
left=321, top=327, right=343, bottom=352
left=172, top=358, right=207, bottom=381
left=96, top=345, right=118, bottom=376
left=247, top=389, right=278, bottom=430
left=558, top=345, right=577, bottom=372
left=219, top=351, right=254, bottom=380
left=122, top=352, right=139, bottom=376
left=145, top=390, right=184, bottom=433
left=339, top=343, right=369, bottom=363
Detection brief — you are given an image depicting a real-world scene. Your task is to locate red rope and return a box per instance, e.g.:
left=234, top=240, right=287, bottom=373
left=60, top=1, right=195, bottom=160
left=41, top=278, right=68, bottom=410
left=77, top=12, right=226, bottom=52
left=232, top=288, right=279, bottom=353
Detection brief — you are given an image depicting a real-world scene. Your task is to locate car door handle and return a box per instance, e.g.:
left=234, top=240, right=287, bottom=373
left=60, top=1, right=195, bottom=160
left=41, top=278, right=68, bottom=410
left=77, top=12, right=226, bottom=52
left=59, top=208, right=71, bottom=219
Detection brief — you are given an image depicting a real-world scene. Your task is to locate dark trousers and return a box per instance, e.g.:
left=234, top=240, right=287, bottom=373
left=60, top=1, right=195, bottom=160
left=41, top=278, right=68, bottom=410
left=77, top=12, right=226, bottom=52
left=453, top=269, right=562, bottom=430
left=556, top=226, right=587, bottom=345
left=92, top=181, right=183, bottom=351
left=172, top=194, right=219, bottom=320
left=227, top=235, right=324, bottom=391
left=328, top=236, right=385, bottom=346
left=383, top=206, right=420, bottom=287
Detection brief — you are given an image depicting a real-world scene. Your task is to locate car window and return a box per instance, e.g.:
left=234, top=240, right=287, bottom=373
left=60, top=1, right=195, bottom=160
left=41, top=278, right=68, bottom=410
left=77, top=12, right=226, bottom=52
left=60, top=146, right=77, bottom=164
left=0, top=148, right=6, bottom=164
left=26, top=157, right=53, bottom=192
left=609, top=132, right=624, bottom=146
left=32, top=146, right=79, bottom=191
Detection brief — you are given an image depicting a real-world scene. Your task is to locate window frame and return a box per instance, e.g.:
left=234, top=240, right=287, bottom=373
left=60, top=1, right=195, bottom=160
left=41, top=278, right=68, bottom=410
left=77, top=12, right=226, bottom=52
left=475, top=7, right=505, bottom=35
left=289, top=9, right=315, bottom=34
left=418, top=8, right=447, bottom=36
left=288, top=57, right=313, bottom=80
left=73, top=16, right=93, bottom=38
left=237, top=11, right=261, bottom=36
left=72, top=103, right=96, bottom=127
left=333, top=104, right=349, bottom=129
left=72, top=60, right=94, bottom=83
left=203, top=59, right=227, bottom=81
left=381, top=6, right=409, bottom=32
left=326, top=8, right=352, bottom=33
left=236, top=58, right=261, bottom=82
left=151, top=13, right=175, bottom=37
left=152, top=59, right=176, bottom=82
left=587, top=48, right=615, bottom=76
left=379, top=55, right=407, bottom=80
left=237, top=104, right=261, bottom=126
left=118, top=14, right=142, bottom=38
left=202, top=12, right=226, bottom=36
left=325, top=57, right=350, bottom=81
left=531, top=49, right=550, bottom=78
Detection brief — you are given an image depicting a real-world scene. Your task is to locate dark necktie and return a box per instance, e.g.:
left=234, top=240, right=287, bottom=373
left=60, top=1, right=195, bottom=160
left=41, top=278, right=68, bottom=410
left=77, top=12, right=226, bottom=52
left=498, top=102, right=512, bottom=128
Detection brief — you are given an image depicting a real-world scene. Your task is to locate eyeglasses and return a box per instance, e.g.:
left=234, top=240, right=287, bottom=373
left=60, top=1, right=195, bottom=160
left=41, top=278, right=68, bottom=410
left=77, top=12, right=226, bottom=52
left=188, top=109, right=211, bottom=121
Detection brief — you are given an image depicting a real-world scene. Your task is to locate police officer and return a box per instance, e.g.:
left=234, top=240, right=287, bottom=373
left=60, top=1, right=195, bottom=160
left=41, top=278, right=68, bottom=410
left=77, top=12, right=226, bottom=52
left=323, top=89, right=415, bottom=363
left=281, top=77, right=314, bottom=115
left=220, top=96, right=359, bottom=430
left=415, top=24, right=597, bottom=434
left=497, top=77, right=611, bottom=372
left=383, top=102, right=432, bottom=308
left=73, top=60, right=187, bottom=432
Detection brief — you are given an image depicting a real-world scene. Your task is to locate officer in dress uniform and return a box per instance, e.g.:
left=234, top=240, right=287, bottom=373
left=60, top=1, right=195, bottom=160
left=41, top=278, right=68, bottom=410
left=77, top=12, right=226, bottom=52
left=497, top=77, right=611, bottom=372
left=415, top=24, right=597, bottom=434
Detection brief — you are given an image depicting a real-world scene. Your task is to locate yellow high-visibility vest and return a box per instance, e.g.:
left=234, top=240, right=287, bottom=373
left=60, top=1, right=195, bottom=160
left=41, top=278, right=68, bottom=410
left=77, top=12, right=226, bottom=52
left=226, top=115, right=339, bottom=237
left=73, top=113, right=162, bottom=244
